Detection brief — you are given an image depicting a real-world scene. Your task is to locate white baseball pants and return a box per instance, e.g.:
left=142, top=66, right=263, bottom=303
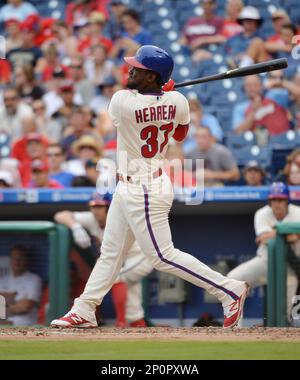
left=72, top=174, right=245, bottom=321
left=116, top=245, right=153, bottom=322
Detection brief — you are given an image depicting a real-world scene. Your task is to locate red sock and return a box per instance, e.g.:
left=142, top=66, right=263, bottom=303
left=111, top=282, right=128, bottom=326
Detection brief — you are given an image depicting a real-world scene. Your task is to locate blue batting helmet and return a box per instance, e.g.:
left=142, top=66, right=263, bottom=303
left=268, top=182, right=290, bottom=201
left=124, top=45, right=174, bottom=84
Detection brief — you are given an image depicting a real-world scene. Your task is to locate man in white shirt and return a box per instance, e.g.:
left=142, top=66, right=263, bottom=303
left=228, top=182, right=300, bottom=323
left=0, top=245, right=42, bottom=326
left=54, top=193, right=153, bottom=327
left=0, top=87, right=34, bottom=141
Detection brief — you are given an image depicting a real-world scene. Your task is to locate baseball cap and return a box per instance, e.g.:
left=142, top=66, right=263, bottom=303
left=237, top=6, right=262, bottom=25
left=243, top=160, right=265, bottom=175
left=271, top=8, right=289, bottom=20
left=0, top=171, right=14, bottom=187
left=31, top=160, right=49, bottom=172
left=59, top=80, right=74, bottom=92
left=89, top=192, right=110, bottom=207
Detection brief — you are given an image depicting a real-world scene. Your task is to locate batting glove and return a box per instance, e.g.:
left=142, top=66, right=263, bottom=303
left=71, top=223, right=92, bottom=249
left=162, top=79, right=175, bottom=92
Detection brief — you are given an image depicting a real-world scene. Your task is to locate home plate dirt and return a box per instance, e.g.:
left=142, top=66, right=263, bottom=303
left=0, top=327, right=299, bottom=342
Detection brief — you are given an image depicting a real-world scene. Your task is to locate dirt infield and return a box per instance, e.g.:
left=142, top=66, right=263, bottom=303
left=0, top=327, right=299, bottom=342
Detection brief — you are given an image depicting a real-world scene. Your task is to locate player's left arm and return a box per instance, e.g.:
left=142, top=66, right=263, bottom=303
left=172, top=93, right=191, bottom=142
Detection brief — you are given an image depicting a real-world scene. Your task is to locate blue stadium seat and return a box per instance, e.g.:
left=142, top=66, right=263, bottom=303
left=231, top=145, right=272, bottom=168
left=225, top=132, right=256, bottom=149
left=270, top=148, right=293, bottom=178
left=269, top=131, right=298, bottom=149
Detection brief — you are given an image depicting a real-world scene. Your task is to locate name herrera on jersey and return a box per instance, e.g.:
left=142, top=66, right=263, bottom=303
left=135, top=105, right=176, bottom=124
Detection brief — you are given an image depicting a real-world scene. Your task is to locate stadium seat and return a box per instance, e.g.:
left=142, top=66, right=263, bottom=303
left=270, top=148, right=293, bottom=179
left=231, top=145, right=272, bottom=169
left=225, top=132, right=256, bottom=149
left=269, top=130, right=298, bottom=149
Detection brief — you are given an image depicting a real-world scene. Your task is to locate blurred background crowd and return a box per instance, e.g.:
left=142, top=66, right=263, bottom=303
left=0, top=0, right=300, bottom=191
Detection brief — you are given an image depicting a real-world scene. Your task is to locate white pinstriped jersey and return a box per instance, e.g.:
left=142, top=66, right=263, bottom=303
left=108, top=90, right=190, bottom=177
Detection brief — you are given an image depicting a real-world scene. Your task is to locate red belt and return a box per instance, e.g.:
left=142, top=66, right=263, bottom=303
left=117, top=168, right=163, bottom=183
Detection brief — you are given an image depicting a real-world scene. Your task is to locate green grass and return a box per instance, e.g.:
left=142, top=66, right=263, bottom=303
left=0, top=341, right=300, bottom=360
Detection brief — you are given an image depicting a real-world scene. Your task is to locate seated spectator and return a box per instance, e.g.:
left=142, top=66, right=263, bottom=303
left=276, top=149, right=300, bottom=186
left=32, top=99, right=63, bottom=142
left=0, top=245, right=42, bottom=326
left=71, top=175, right=95, bottom=187
left=14, top=64, right=44, bottom=105
left=0, top=87, right=33, bottom=141
left=61, top=107, right=98, bottom=158
left=265, top=23, right=298, bottom=59
left=222, top=0, right=244, bottom=39
left=263, top=70, right=289, bottom=110
left=0, top=0, right=38, bottom=23
left=47, top=143, right=74, bottom=187
left=78, top=11, right=113, bottom=57
left=51, top=80, right=84, bottom=129
left=182, top=98, right=223, bottom=154
left=0, top=170, right=14, bottom=188
left=28, top=159, right=63, bottom=188
left=91, top=75, right=118, bottom=115
left=7, top=19, right=43, bottom=70
left=267, top=9, right=290, bottom=44
left=233, top=75, right=290, bottom=136
left=35, top=43, right=69, bottom=83
left=180, top=0, right=224, bottom=62
left=12, top=131, right=48, bottom=186
left=50, top=20, right=79, bottom=59
left=111, top=9, right=153, bottom=59
left=107, top=0, right=128, bottom=41
left=69, top=56, right=95, bottom=105
left=65, top=134, right=102, bottom=176
left=84, top=44, right=115, bottom=87
left=225, top=6, right=265, bottom=67
left=186, top=127, right=240, bottom=186
left=85, top=157, right=100, bottom=186
left=5, top=19, right=22, bottom=52
left=244, top=22, right=298, bottom=67
left=242, top=161, right=266, bottom=186
left=66, top=0, right=109, bottom=29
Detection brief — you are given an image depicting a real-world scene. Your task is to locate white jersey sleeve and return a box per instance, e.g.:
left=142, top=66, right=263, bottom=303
left=254, top=205, right=275, bottom=236
left=172, top=92, right=191, bottom=126
left=73, top=212, right=99, bottom=237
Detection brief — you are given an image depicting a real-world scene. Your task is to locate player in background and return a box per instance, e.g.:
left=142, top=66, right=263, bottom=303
left=228, top=182, right=300, bottom=324
left=51, top=45, right=248, bottom=329
left=54, top=193, right=153, bottom=327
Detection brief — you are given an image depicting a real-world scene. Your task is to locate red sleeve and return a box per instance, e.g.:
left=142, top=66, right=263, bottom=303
left=173, top=124, right=189, bottom=142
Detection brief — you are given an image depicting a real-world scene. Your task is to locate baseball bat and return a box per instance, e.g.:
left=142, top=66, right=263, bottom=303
left=174, top=58, right=288, bottom=88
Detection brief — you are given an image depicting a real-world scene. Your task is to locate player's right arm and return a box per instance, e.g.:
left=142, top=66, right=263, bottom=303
left=54, top=211, right=91, bottom=248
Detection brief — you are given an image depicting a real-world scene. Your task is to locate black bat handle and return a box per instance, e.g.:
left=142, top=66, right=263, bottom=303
left=174, top=58, right=288, bottom=89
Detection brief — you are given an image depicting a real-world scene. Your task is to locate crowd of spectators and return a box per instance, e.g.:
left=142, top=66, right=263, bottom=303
left=0, top=0, right=299, bottom=190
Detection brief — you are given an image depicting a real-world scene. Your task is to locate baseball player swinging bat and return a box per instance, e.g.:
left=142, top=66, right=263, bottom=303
left=164, top=58, right=288, bottom=90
